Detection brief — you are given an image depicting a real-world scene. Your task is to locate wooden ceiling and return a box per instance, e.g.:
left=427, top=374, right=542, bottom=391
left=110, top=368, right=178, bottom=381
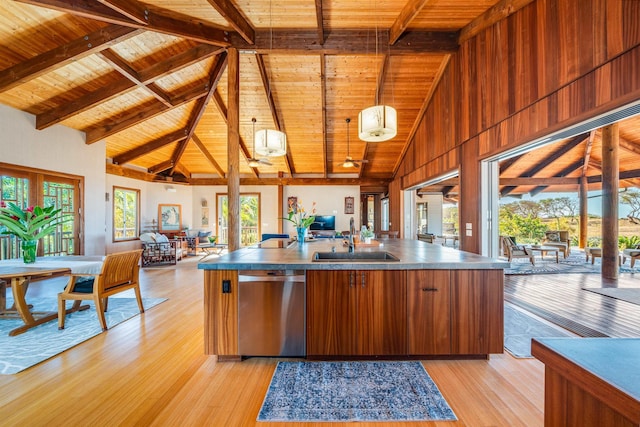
left=0, top=0, right=528, bottom=188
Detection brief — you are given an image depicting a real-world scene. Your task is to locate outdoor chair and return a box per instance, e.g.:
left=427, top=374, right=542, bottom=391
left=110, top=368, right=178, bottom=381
left=500, top=236, right=535, bottom=265
left=542, top=230, right=570, bottom=257
left=58, top=249, right=144, bottom=331
left=623, top=245, right=640, bottom=268
left=417, top=233, right=435, bottom=243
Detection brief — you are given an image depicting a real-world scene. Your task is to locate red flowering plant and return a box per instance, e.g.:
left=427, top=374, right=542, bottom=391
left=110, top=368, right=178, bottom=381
left=0, top=201, right=69, bottom=241
left=282, top=200, right=316, bottom=229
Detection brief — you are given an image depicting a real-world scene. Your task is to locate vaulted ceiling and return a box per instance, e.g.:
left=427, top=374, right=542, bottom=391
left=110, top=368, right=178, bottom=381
left=0, top=0, right=528, bottom=189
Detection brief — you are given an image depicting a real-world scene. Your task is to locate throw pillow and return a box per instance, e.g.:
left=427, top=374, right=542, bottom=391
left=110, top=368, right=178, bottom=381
left=546, top=232, right=560, bottom=242
left=139, top=233, right=156, bottom=243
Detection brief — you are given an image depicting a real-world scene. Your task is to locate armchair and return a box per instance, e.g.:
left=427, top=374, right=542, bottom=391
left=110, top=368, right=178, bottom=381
left=542, top=230, right=570, bottom=258
left=500, top=236, right=535, bottom=265
left=58, top=249, right=144, bottom=331
left=140, top=232, right=182, bottom=266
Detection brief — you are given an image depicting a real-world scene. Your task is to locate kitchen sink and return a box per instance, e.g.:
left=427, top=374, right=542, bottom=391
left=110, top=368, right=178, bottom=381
left=312, top=251, right=400, bottom=262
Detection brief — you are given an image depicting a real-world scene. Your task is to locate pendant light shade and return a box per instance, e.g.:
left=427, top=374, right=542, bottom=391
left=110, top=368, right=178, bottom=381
left=255, top=128, right=287, bottom=157
left=358, top=105, right=397, bottom=142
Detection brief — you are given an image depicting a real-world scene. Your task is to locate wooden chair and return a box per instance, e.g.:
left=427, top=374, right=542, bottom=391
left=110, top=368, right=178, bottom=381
left=58, top=249, right=144, bottom=331
left=542, top=230, right=570, bottom=257
left=500, top=236, right=535, bottom=265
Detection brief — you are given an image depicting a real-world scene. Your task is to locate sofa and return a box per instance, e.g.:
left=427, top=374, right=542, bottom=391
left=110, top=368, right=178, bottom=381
left=140, top=232, right=184, bottom=266
left=542, top=230, right=570, bottom=257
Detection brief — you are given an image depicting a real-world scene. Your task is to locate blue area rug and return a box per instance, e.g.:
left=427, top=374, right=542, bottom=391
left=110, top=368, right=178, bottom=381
left=257, top=361, right=457, bottom=422
left=504, top=252, right=640, bottom=275
left=504, top=303, right=574, bottom=358
left=0, top=297, right=166, bottom=374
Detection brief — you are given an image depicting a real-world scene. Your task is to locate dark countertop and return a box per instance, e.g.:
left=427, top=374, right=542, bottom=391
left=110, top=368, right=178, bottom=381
left=198, top=238, right=509, bottom=270
left=532, top=337, right=640, bottom=403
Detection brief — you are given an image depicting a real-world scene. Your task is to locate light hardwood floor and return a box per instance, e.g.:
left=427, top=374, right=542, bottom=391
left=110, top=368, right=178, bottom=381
left=0, top=257, right=544, bottom=426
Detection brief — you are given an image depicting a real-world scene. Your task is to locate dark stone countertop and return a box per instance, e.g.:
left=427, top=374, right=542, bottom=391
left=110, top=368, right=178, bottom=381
left=198, top=238, right=509, bottom=271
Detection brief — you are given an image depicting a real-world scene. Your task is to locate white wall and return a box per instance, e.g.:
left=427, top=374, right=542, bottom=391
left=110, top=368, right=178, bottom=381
left=417, top=193, right=444, bottom=236
left=0, top=105, right=106, bottom=255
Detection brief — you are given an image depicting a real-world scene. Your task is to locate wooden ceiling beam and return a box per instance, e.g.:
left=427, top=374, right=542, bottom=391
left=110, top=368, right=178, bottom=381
left=459, top=0, right=535, bottom=44
left=582, top=130, right=596, bottom=176
left=16, top=0, right=231, bottom=46
left=204, top=0, right=254, bottom=44
left=112, top=130, right=187, bottom=165
left=528, top=159, right=585, bottom=196
left=192, top=134, right=226, bottom=178
left=619, top=135, right=640, bottom=156
left=168, top=52, right=228, bottom=176
left=255, top=53, right=294, bottom=177
left=190, top=177, right=391, bottom=187
left=231, top=29, right=458, bottom=54
left=587, top=168, right=640, bottom=183
left=500, top=132, right=588, bottom=197
left=97, top=0, right=149, bottom=25
left=36, top=44, right=222, bottom=130
left=84, top=82, right=209, bottom=144
left=500, top=177, right=579, bottom=186
left=315, top=0, right=325, bottom=45
left=97, top=49, right=173, bottom=107
left=389, top=0, right=435, bottom=45
left=148, top=160, right=174, bottom=174
left=0, top=24, right=141, bottom=93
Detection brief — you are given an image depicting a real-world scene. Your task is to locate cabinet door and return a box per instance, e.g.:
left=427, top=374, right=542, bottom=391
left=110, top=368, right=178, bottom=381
left=407, top=270, right=451, bottom=355
left=306, top=270, right=356, bottom=356
left=356, top=270, right=407, bottom=356
left=451, top=270, right=504, bottom=355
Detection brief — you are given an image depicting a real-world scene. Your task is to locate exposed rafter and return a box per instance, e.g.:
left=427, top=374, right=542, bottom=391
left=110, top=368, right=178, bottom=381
left=0, top=24, right=142, bottom=93
left=192, top=134, right=226, bottom=178
left=15, top=0, right=232, bottom=46
left=458, top=0, right=535, bottom=44
left=389, top=0, right=434, bottom=45
left=204, top=0, right=255, bottom=44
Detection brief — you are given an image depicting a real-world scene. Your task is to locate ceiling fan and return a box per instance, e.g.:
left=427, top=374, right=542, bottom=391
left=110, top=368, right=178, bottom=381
left=247, top=118, right=273, bottom=167
left=340, top=118, right=369, bottom=169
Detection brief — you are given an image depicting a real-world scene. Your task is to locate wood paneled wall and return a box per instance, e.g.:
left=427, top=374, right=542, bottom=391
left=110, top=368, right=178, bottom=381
left=392, top=0, right=640, bottom=253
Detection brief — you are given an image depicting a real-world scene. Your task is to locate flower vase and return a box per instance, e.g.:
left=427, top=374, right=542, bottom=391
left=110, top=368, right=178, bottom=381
left=21, top=239, right=38, bottom=264
left=296, top=227, right=307, bottom=246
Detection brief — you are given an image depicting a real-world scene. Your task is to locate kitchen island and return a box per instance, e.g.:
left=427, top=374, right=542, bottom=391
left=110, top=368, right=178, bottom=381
left=198, top=238, right=508, bottom=361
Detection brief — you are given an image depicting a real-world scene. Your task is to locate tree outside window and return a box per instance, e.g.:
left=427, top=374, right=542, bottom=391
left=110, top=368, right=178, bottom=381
left=113, top=187, right=139, bottom=241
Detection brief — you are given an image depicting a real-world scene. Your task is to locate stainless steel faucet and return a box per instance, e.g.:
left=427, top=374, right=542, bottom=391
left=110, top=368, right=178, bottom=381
left=348, top=217, right=355, bottom=253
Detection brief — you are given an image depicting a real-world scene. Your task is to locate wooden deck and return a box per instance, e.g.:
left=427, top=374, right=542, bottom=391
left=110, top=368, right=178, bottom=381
left=505, top=267, right=640, bottom=338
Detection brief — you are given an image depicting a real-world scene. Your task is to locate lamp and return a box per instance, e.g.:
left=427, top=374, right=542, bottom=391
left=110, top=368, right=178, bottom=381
left=254, top=0, right=287, bottom=157
left=358, top=0, right=397, bottom=142
left=358, top=105, right=397, bottom=142
left=255, top=128, right=287, bottom=157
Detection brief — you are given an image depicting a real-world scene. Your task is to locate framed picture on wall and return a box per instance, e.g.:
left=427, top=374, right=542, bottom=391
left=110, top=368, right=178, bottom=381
left=287, top=196, right=298, bottom=213
left=201, top=207, right=209, bottom=226
left=158, top=204, right=182, bottom=233
left=344, top=196, right=354, bottom=214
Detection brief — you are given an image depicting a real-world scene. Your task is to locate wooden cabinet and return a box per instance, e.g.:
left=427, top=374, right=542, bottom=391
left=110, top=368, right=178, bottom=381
left=306, top=270, right=406, bottom=357
left=407, top=270, right=451, bottom=355
left=451, top=270, right=504, bottom=355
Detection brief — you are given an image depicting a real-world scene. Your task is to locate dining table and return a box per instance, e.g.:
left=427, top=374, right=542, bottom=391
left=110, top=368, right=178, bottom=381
left=0, top=256, right=104, bottom=336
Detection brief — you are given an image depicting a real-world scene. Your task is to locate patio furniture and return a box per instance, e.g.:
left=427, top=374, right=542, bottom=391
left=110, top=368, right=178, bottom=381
left=542, top=231, right=570, bottom=257
left=622, top=246, right=640, bottom=268
left=417, top=233, right=435, bottom=243
left=528, top=245, right=560, bottom=263
left=501, top=236, right=535, bottom=265
left=585, top=247, right=624, bottom=265
left=58, top=249, right=144, bottom=331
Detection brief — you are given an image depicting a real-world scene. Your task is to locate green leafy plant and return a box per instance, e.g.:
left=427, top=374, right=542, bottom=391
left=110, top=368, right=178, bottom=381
left=361, top=228, right=375, bottom=239
left=0, top=201, right=70, bottom=241
left=282, top=200, right=316, bottom=229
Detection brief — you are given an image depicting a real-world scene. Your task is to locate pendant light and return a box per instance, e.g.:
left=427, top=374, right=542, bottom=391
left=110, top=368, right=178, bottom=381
left=255, top=0, right=287, bottom=157
left=358, top=1, right=397, bottom=142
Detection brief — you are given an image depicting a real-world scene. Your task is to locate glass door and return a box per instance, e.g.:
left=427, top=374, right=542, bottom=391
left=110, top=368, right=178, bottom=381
left=216, top=193, right=261, bottom=247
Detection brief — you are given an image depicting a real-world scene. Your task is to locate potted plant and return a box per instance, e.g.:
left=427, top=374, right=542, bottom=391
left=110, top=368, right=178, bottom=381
left=281, top=200, right=316, bottom=246
left=0, top=201, right=70, bottom=263
left=361, top=228, right=375, bottom=244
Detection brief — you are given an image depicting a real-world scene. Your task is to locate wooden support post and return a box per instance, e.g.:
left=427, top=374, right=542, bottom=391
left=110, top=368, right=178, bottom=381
left=227, top=48, right=240, bottom=252
left=579, top=175, right=588, bottom=249
left=601, top=123, right=619, bottom=280
left=277, top=171, right=284, bottom=234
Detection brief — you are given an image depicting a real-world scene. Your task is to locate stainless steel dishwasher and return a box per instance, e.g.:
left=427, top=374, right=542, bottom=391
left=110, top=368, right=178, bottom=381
left=238, top=270, right=306, bottom=357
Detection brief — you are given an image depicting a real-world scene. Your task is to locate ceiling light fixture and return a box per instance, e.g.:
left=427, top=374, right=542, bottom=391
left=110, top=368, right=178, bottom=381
left=255, top=0, right=287, bottom=157
left=249, top=118, right=274, bottom=167
left=358, top=1, right=397, bottom=142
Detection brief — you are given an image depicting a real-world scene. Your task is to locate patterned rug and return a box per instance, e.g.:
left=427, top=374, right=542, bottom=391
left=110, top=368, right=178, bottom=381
left=0, top=297, right=166, bottom=374
left=583, top=287, right=640, bottom=306
left=504, top=252, right=640, bottom=275
left=257, top=361, right=457, bottom=422
left=504, top=303, right=574, bottom=358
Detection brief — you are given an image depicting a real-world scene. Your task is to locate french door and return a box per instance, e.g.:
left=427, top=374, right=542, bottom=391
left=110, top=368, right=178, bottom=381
left=0, top=163, right=82, bottom=258
left=216, top=193, right=260, bottom=247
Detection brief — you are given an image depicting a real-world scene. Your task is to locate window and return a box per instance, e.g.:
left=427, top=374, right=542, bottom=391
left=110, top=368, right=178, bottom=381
left=113, top=187, right=139, bottom=241
left=216, top=193, right=260, bottom=246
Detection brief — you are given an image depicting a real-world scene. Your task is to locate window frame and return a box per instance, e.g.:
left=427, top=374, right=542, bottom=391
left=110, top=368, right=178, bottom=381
left=112, top=186, right=140, bottom=242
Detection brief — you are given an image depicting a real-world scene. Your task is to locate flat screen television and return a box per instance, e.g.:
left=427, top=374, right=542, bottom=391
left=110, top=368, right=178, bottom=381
left=310, top=215, right=336, bottom=231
